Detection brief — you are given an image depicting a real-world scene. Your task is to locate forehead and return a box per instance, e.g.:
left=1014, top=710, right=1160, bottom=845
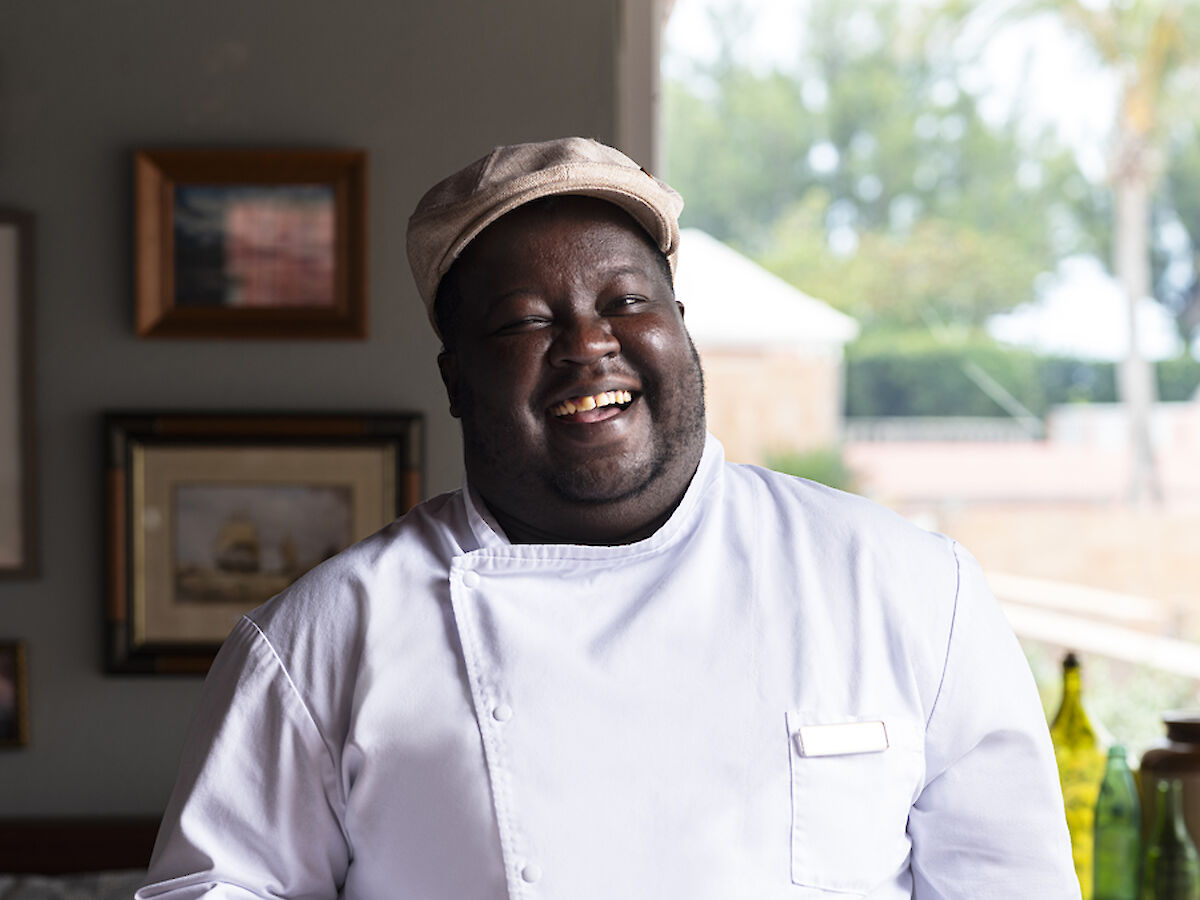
left=456, top=195, right=664, bottom=282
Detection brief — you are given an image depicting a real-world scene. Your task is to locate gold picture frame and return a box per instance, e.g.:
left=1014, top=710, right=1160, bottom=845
left=105, top=412, right=422, bottom=673
left=0, top=640, right=30, bottom=748
left=134, top=149, right=367, bottom=339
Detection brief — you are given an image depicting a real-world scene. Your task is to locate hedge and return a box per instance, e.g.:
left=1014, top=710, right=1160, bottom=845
left=844, top=332, right=1199, bottom=418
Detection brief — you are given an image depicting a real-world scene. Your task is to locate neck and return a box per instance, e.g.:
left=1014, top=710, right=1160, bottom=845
left=481, top=488, right=688, bottom=546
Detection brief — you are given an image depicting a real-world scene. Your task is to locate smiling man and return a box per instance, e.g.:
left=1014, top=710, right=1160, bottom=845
left=138, top=138, right=1079, bottom=900
left=433, top=192, right=705, bottom=545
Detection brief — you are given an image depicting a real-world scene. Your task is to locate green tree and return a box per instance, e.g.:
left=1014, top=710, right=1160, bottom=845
left=971, top=0, right=1200, bottom=502
left=662, top=69, right=816, bottom=247
left=663, top=0, right=1081, bottom=331
left=761, top=200, right=1046, bottom=330
left=1160, top=108, right=1200, bottom=339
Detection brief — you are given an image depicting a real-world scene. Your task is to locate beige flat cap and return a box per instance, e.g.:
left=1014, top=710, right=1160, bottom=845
left=406, top=137, right=684, bottom=333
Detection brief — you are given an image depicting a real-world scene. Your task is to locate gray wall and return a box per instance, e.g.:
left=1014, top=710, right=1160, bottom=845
left=0, top=0, right=622, bottom=817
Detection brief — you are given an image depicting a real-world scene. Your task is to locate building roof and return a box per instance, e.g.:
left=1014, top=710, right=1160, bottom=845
left=674, top=228, right=859, bottom=351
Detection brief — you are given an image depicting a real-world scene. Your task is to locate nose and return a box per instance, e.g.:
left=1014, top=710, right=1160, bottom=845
left=549, top=311, right=620, bottom=367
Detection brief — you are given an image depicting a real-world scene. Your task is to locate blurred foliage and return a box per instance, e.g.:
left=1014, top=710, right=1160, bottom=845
left=987, top=0, right=1200, bottom=345
left=1024, top=640, right=1200, bottom=760
left=663, top=0, right=1092, bottom=331
left=761, top=203, right=1046, bottom=329
left=844, top=330, right=1116, bottom=416
left=765, top=446, right=855, bottom=491
left=1158, top=354, right=1200, bottom=401
left=662, top=0, right=1200, bottom=346
left=1155, top=133, right=1194, bottom=326
left=844, top=331, right=1199, bottom=416
left=1160, top=118, right=1200, bottom=336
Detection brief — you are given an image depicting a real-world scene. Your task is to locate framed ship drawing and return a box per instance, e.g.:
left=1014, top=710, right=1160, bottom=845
left=104, top=411, right=422, bottom=673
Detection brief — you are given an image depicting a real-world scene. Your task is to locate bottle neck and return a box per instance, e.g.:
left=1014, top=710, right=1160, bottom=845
left=1052, top=665, right=1095, bottom=738
left=1062, top=666, right=1081, bottom=700
left=1153, top=781, right=1193, bottom=847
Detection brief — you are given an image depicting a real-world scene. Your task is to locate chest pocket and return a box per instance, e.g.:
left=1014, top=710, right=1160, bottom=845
left=787, top=711, right=926, bottom=895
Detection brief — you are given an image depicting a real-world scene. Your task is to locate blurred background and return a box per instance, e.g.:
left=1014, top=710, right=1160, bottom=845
left=662, top=0, right=1200, bottom=756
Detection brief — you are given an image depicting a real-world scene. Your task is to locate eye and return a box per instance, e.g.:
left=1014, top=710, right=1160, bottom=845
left=484, top=296, right=553, bottom=335
left=605, top=294, right=648, bottom=314
left=491, top=315, right=550, bottom=335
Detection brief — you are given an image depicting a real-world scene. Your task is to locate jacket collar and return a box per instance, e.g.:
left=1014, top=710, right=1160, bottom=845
left=462, top=433, right=725, bottom=557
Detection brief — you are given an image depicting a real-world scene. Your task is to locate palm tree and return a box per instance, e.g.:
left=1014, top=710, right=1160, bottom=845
left=975, top=0, right=1200, bottom=503
left=1086, top=0, right=1184, bottom=505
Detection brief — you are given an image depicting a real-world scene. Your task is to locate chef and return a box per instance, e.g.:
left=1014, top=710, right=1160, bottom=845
left=137, top=137, right=1079, bottom=899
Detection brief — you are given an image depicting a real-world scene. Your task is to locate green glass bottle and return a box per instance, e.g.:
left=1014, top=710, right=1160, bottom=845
left=1095, top=745, right=1141, bottom=900
left=1051, top=651, right=1107, bottom=899
left=1141, top=778, right=1200, bottom=900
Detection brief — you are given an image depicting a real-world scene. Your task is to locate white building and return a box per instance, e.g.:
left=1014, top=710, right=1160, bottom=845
left=674, top=228, right=859, bottom=465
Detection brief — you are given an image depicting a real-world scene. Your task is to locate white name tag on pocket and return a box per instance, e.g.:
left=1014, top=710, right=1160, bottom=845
left=793, top=720, right=889, bottom=757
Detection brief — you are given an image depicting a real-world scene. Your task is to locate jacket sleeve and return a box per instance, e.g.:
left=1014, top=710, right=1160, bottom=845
left=908, top=543, right=1081, bottom=900
left=136, top=617, right=350, bottom=899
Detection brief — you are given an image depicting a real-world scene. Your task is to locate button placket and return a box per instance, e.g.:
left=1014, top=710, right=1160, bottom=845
left=452, top=558, right=544, bottom=897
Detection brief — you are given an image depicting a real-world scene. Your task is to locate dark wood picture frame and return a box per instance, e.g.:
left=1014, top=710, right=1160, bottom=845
left=0, top=639, right=30, bottom=748
left=134, top=149, right=367, bottom=339
left=104, top=412, right=422, bottom=674
left=0, top=817, right=160, bottom=873
left=0, top=209, right=37, bottom=578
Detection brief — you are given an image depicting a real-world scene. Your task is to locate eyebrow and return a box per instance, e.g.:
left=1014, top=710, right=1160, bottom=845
left=484, top=286, right=544, bottom=306
left=601, top=263, right=652, bottom=277
left=487, top=263, right=657, bottom=300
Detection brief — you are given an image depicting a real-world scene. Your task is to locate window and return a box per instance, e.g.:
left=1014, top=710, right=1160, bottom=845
left=661, top=0, right=1200, bottom=755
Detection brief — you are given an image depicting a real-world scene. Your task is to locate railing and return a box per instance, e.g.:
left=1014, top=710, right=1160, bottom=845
left=844, top=416, right=1044, bottom=442
left=989, top=572, right=1200, bottom=681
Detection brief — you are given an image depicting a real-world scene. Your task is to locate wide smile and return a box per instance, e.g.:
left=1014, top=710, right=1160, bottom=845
left=548, top=389, right=636, bottom=423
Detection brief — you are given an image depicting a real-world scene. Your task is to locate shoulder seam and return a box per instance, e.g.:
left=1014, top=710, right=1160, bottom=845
left=924, top=537, right=962, bottom=730
left=240, top=616, right=348, bottom=814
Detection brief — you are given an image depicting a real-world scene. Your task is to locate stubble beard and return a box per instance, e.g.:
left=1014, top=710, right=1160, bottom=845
left=550, top=343, right=706, bottom=504
left=459, top=340, right=707, bottom=510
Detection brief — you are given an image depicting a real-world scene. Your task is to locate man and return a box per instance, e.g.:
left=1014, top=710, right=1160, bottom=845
left=138, top=137, right=1079, bottom=899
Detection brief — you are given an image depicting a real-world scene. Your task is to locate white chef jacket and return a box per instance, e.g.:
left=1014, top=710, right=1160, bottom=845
left=137, top=435, right=1079, bottom=900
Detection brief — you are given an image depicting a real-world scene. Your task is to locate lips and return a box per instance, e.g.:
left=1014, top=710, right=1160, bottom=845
left=549, top=389, right=635, bottom=419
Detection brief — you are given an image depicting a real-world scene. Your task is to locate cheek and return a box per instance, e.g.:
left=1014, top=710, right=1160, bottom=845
left=622, top=321, right=695, bottom=371
left=461, top=344, right=545, bottom=408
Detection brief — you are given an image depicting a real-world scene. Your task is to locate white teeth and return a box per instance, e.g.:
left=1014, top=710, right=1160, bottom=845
left=550, top=390, right=633, bottom=417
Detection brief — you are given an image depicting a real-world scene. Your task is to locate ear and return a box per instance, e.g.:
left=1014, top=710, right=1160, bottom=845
left=675, top=300, right=686, bottom=319
left=437, top=350, right=463, bottom=418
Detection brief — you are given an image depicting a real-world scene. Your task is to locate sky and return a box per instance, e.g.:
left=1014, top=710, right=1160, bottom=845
left=663, top=0, right=1190, bottom=361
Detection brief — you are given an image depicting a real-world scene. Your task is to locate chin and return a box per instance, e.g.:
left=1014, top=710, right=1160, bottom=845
left=550, top=453, right=661, bottom=505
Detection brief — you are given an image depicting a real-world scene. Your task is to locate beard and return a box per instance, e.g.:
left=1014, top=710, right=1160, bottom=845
left=458, top=337, right=707, bottom=512
left=547, top=340, right=706, bottom=505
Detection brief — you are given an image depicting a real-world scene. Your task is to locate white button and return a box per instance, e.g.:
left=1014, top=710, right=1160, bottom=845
left=492, top=703, right=513, bottom=722
left=521, top=864, right=542, bottom=884
left=462, top=570, right=480, bottom=588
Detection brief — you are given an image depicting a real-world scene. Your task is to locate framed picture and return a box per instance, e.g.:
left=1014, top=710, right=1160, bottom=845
left=0, top=209, right=36, bottom=578
left=104, top=412, right=422, bottom=673
left=0, top=640, right=30, bottom=748
left=134, top=149, right=367, bottom=339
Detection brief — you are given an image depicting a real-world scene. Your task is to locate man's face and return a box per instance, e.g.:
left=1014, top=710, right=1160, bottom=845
left=438, top=197, right=706, bottom=545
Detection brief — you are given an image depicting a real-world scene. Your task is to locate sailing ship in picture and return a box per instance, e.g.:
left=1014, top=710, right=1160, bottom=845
left=173, top=483, right=351, bottom=605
